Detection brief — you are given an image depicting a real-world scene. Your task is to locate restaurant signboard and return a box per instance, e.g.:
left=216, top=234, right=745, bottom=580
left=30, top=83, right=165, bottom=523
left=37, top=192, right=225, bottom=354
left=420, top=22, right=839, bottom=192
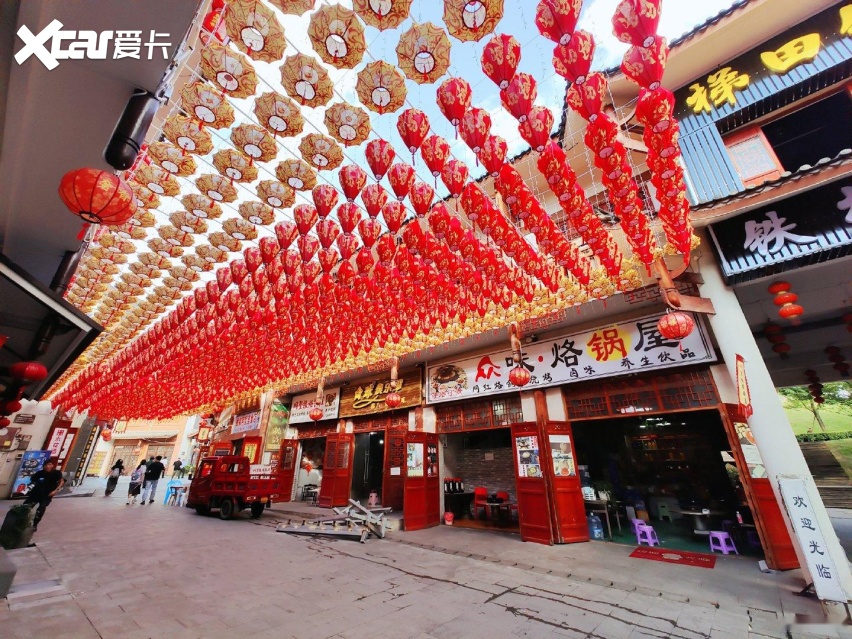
left=231, top=410, right=261, bottom=435
left=290, top=387, right=341, bottom=424
left=426, top=312, right=715, bottom=404
left=339, top=369, right=422, bottom=418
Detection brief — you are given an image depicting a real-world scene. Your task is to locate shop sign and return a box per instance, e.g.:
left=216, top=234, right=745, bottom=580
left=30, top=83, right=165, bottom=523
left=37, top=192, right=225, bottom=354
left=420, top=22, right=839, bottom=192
left=709, top=179, right=852, bottom=283
left=13, top=414, right=36, bottom=424
left=676, top=4, right=852, bottom=117
left=290, top=387, right=341, bottom=424
left=265, top=397, right=290, bottom=451
left=426, top=312, right=715, bottom=404
left=735, top=354, right=753, bottom=419
left=231, top=410, right=260, bottom=435
left=778, top=476, right=850, bottom=602
left=339, top=370, right=422, bottom=418
left=46, top=427, right=67, bottom=457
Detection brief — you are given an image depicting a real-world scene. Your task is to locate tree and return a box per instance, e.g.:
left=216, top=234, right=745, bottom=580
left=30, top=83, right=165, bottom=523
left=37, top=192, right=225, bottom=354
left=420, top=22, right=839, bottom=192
left=778, top=382, right=852, bottom=433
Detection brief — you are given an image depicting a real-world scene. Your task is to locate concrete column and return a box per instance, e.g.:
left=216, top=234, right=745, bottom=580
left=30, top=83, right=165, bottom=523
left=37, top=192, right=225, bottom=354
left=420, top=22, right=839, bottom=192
left=698, top=244, right=852, bottom=597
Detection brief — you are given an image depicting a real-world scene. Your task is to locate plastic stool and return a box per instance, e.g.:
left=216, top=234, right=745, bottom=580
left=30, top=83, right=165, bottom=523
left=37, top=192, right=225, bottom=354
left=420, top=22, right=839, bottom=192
left=631, top=518, right=646, bottom=535
left=636, top=524, right=659, bottom=546
left=709, top=531, right=738, bottom=555
left=657, top=503, right=672, bottom=522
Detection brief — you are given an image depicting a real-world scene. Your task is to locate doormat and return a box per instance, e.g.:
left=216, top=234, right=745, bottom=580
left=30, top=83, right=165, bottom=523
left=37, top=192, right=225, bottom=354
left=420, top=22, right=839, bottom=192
left=629, top=546, right=717, bottom=569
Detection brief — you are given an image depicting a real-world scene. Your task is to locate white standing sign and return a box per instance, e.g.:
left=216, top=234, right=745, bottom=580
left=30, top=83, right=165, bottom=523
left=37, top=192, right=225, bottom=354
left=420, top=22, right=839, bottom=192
left=426, top=312, right=716, bottom=404
left=289, top=387, right=341, bottom=424
left=778, top=476, right=849, bottom=602
left=46, top=428, right=67, bottom=457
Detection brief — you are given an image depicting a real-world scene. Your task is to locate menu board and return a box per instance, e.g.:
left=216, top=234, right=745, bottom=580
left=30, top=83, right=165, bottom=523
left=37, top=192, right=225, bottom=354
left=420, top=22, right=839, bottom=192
left=735, top=422, right=766, bottom=478
left=290, top=387, right=341, bottom=424
left=549, top=434, right=576, bottom=477
left=407, top=442, right=424, bottom=478
left=515, top=436, right=541, bottom=478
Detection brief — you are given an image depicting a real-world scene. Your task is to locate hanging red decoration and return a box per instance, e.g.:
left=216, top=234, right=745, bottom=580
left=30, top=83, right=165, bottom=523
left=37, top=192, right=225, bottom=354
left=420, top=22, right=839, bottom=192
left=768, top=281, right=804, bottom=323
left=441, top=159, right=469, bottom=198
left=58, top=168, right=137, bottom=226
left=337, top=202, right=363, bottom=235
left=825, top=346, right=850, bottom=378
left=635, top=87, right=675, bottom=133
left=312, top=184, right=339, bottom=218
left=535, top=0, right=582, bottom=46
left=480, top=33, right=521, bottom=89
left=9, top=361, right=49, bottom=384
left=621, top=38, right=668, bottom=90
left=396, top=109, right=430, bottom=154
left=436, top=77, right=472, bottom=129
left=410, top=182, right=435, bottom=218
left=501, top=72, right=537, bottom=122
left=388, top=163, right=416, bottom=201
left=552, top=29, right=594, bottom=84
left=459, top=107, right=491, bottom=154
left=274, top=220, right=298, bottom=251
left=565, top=72, right=607, bottom=121
left=420, top=135, right=450, bottom=178
left=477, top=135, right=507, bottom=177
left=657, top=311, right=695, bottom=342
left=361, top=183, right=389, bottom=218
left=385, top=391, right=402, bottom=408
left=382, top=200, right=407, bottom=234
left=294, top=203, right=319, bottom=235
left=365, top=138, right=396, bottom=180
left=338, top=164, right=368, bottom=202
left=612, top=0, right=662, bottom=48
left=763, top=322, right=791, bottom=359
left=804, top=369, right=824, bottom=404
left=309, top=406, right=324, bottom=421
left=518, top=106, right=554, bottom=152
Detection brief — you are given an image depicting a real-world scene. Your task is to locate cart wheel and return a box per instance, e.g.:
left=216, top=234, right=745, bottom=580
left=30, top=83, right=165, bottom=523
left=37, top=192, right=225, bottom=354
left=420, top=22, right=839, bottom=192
left=219, top=498, right=235, bottom=520
left=194, top=505, right=210, bottom=516
left=250, top=503, right=264, bottom=519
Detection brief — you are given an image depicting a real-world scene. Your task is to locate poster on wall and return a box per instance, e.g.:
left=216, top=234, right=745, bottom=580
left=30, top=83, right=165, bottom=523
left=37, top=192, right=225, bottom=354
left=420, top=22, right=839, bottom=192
left=290, top=387, right=341, bottom=424
left=549, top=434, right=575, bottom=477
left=265, top=398, right=291, bottom=451
left=735, top=422, right=767, bottom=478
left=426, top=312, right=716, bottom=404
left=10, top=450, right=51, bottom=498
left=515, top=436, right=541, bottom=478
left=426, top=443, right=438, bottom=477
left=406, top=442, right=424, bottom=478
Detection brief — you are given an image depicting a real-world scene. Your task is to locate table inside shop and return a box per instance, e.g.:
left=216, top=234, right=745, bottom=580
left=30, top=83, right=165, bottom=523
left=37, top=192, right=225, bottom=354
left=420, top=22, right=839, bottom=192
left=444, top=491, right=475, bottom=520
left=584, top=499, right=621, bottom=540
left=677, top=509, right=725, bottom=536
left=486, top=500, right=513, bottom=525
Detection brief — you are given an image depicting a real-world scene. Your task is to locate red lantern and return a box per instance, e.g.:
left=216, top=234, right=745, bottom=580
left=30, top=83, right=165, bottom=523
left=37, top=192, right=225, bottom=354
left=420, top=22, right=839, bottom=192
left=635, top=87, right=675, bottom=133
left=396, top=109, right=430, bottom=154
left=388, top=163, right=416, bottom=200
left=363, top=148, right=395, bottom=189
left=436, top=77, right=472, bottom=128
left=552, top=30, right=594, bottom=84
left=657, top=311, right=695, bottom=341
left=309, top=406, right=324, bottom=421
left=508, top=365, right=531, bottom=387
left=459, top=107, right=491, bottom=154
left=500, top=73, right=537, bottom=122
left=9, top=361, right=48, bottom=384
left=382, top=200, right=407, bottom=234
left=518, top=106, right=554, bottom=152
left=621, top=39, right=668, bottom=90
left=441, top=159, right=469, bottom=199
left=480, top=33, right=521, bottom=89
left=613, top=0, right=662, bottom=48
left=312, top=184, right=339, bottom=218
left=566, top=72, right=607, bottom=121
left=361, top=183, right=388, bottom=218
left=316, top=218, right=341, bottom=249
left=410, top=182, right=435, bottom=218
left=385, top=391, right=402, bottom=408
left=477, top=135, right=507, bottom=177
left=58, top=168, right=137, bottom=225
left=769, top=281, right=804, bottom=323
left=294, top=203, right=319, bottom=235
left=274, top=220, right=298, bottom=251
left=337, top=202, right=363, bottom=235
left=420, top=135, right=450, bottom=177
left=535, top=0, right=582, bottom=46
left=101, top=427, right=113, bottom=442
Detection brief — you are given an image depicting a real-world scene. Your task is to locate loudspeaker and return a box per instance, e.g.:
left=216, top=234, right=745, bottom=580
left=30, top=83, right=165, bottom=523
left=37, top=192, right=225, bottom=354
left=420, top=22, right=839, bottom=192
left=103, top=89, right=160, bottom=170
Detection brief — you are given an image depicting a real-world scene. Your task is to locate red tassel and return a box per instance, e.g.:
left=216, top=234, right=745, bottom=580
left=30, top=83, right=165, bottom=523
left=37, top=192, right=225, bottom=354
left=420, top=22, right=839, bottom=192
left=77, top=223, right=90, bottom=241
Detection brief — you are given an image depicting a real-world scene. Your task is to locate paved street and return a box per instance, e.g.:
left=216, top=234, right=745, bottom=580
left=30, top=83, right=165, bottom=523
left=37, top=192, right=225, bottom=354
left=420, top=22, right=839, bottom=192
left=0, top=479, right=849, bottom=639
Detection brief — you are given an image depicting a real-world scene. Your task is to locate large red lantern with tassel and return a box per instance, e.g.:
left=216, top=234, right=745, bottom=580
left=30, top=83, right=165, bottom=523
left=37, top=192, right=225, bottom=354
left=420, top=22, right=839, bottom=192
left=338, top=164, right=368, bottom=202
left=613, top=0, right=662, bottom=48
left=535, top=0, right=582, bottom=46
left=441, top=159, right=469, bottom=199
left=364, top=138, right=395, bottom=180
left=657, top=311, right=695, bottom=342
left=436, top=77, right=471, bottom=128
left=382, top=200, right=407, bottom=234
left=309, top=406, right=324, bottom=421
left=420, top=135, right=450, bottom=177
left=621, top=38, right=668, bottom=90
left=477, top=135, right=508, bottom=177
left=518, top=106, right=554, bottom=152
left=500, top=73, right=537, bottom=122
left=410, top=182, right=435, bottom=218
left=361, top=183, right=388, bottom=218
left=459, top=107, right=491, bottom=154
left=553, top=29, right=594, bottom=85
left=388, top=163, right=416, bottom=200
left=312, top=184, right=339, bottom=218
left=396, top=109, right=430, bottom=154
left=480, top=33, right=521, bottom=89
left=566, top=72, right=607, bottom=121
left=59, top=168, right=137, bottom=225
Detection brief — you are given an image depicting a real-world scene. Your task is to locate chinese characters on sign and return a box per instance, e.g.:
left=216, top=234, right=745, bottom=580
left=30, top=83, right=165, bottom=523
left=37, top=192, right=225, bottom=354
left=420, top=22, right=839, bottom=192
left=735, top=354, right=753, bottom=419
left=15, top=20, right=173, bottom=70
left=426, top=313, right=715, bottom=404
left=231, top=411, right=261, bottom=435
left=778, top=477, right=849, bottom=602
left=743, top=211, right=817, bottom=257
left=338, top=370, right=422, bottom=418
left=289, top=387, right=341, bottom=424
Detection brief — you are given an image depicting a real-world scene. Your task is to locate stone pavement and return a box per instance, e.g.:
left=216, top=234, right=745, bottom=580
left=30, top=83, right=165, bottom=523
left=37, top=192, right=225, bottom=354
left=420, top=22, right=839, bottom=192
left=0, top=479, right=849, bottom=639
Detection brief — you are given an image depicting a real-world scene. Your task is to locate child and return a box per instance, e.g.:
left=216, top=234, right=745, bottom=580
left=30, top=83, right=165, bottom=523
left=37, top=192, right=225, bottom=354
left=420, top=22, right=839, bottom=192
left=126, top=462, right=146, bottom=505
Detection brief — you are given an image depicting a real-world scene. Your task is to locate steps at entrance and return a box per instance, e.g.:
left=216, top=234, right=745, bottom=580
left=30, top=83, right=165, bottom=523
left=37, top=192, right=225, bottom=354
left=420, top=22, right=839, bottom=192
left=800, top=442, right=852, bottom=509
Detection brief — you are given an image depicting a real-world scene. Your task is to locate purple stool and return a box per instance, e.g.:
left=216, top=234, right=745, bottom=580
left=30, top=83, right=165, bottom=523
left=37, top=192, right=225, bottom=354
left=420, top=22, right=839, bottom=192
left=631, top=518, right=647, bottom=536
left=709, top=531, right=738, bottom=555
left=636, top=524, right=659, bottom=546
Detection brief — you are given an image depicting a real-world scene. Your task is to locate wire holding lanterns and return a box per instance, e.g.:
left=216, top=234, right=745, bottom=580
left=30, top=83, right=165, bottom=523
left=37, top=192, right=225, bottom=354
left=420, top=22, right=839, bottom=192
left=385, top=357, right=402, bottom=408
left=508, top=323, right=531, bottom=388
left=309, top=376, right=325, bottom=421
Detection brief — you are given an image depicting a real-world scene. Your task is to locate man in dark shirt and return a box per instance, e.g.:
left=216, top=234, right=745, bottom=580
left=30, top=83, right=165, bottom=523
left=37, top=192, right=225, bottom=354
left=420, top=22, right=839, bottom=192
left=140, top=455, right=165, bottom=505
left=23, top=458, right=64, bottom=530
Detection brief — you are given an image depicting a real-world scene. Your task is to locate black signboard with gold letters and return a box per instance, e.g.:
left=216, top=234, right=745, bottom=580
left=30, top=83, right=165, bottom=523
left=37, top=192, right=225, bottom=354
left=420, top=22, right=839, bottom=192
left=338, top=369, right=422, bottom=418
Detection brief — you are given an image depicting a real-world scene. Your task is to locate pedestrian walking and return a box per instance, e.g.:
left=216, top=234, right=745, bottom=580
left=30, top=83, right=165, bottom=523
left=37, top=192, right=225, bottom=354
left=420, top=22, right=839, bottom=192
left=172, top=458, right=183, bottom=478
left=126, top=462, right=145, bottom=505
left=140, top=456, right=165, bottom=505
left=105, top=460, right=124, bottom=496
left=23, top=458, right=64, bottom=530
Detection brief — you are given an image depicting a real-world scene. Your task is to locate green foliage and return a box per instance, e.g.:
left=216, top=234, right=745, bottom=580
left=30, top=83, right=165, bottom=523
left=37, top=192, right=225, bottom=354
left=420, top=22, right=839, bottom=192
left=779, top=382, right=852, bottom=413
left=796, top=431, right=852, bottom=442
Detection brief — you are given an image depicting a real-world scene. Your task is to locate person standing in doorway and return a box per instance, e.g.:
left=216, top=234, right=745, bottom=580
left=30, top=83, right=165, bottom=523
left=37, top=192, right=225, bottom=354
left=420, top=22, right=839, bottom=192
left=172, top=458, right=183, bottom=478
left=23, top=458, right=64, bottom=530
left=140, top=456, right=165, bottom=505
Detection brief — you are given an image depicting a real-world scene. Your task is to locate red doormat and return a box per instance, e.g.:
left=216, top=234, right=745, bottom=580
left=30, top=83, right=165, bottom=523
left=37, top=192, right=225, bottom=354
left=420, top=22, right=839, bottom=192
left=629, top=546, right=717, bottom=569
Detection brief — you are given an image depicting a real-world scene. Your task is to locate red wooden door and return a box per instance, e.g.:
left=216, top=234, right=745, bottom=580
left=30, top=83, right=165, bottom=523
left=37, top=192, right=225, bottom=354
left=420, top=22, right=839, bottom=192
left=511, top=422, right=554, bottom=545
left=383, top=429, right=406, bottom=510
left=542, top=422, right=589, bottom=543
left=276, top=439, right=299, bottom=502
left=318, top=433, right=354, bottom=508
left=721, top=405, right=798, bottom=569
left=403, top=432, right=440, bottom=530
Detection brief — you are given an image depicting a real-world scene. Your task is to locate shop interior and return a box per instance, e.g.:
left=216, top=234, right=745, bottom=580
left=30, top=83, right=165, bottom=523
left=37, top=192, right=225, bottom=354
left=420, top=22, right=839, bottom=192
left=442, top=429, right=519, bottom=533
left=351, top=431, right=385, bottom=504
left=295, top=437, right=325, bottom=501
left=572, top=410, right=762, bottom=555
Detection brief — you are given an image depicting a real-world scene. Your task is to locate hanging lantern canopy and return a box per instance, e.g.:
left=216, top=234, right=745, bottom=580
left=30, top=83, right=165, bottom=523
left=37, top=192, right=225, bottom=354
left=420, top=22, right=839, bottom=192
left=239, top=201, right=275, bottom=226
left=365, top=138, right=396, bottom=180
left=279, top=53, right=333, bottom=107
left=552, top=29, right=594, bottom=84
left=500, top=72, right=537, bottom=122
left=308, top=4, right=366, bottom=70
left=148, top=237, right=185, bottom=259
left=132, top=165, right=180, bottom=197
left=768, top=281, right=804, bottom=323
left=353, top=0, right=412, bottom=31
left=223, top=0, right=287, bottom=63
left=209, top=231, right=242, bottom=254
left=253, top=91, right=304, bottom=137
left=480, top=33, right=520, bottom=89
left=436, top=77, right=472, bottom=129
left=518, top=105, right=554, bottom=152
left=299, top=133, right=344, bottom=171
left=535, top=0, right=582, bottom=46
left=355, top=60, right=407, bottom=114
left=223, top=218, right=259, bottom=242
left=443, top=0, right=504, bottom=42
left=657, top=311, right=695, bottom=342
left=163, top=114, right=214, bottom=155
left=269, top=0, right=315, bottom=16
left=213, top=149, right=259, bottom=183
left=231, top=123, right=278, bottom=163
left=339, top=164, right=368, bottom=202
left=276, top=159, right=317, bottom=191
left=459, top=107, right=491, bottom=154
left=612, top=0, right=662, bottom=48
left=147, top=142, right=197, bottom=177
left=621, top=38, right=668, bottom=90
left=396, top=22, right=451, bottom=84
left=58, top=168, right=137, bottom=226
left=477, top=135, right=507, bottom=177
left=200, top=41, right=258, bottom=99
left=388, top=163, right=416, bottom=201
left=324, top=102, right=372, bottom=147
left=130, top=183, right=160, bottom=211
left=257, top=181, right=295, bottom=209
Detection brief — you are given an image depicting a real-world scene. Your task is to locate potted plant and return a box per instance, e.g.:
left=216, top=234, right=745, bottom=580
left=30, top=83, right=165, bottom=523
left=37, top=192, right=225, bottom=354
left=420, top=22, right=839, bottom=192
left=0, top=504, right=35, bottom=549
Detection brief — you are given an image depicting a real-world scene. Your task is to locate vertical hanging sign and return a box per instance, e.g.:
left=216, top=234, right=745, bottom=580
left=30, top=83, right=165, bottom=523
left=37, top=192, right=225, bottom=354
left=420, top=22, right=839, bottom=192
left=735, top=354, right=753, bottom=418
